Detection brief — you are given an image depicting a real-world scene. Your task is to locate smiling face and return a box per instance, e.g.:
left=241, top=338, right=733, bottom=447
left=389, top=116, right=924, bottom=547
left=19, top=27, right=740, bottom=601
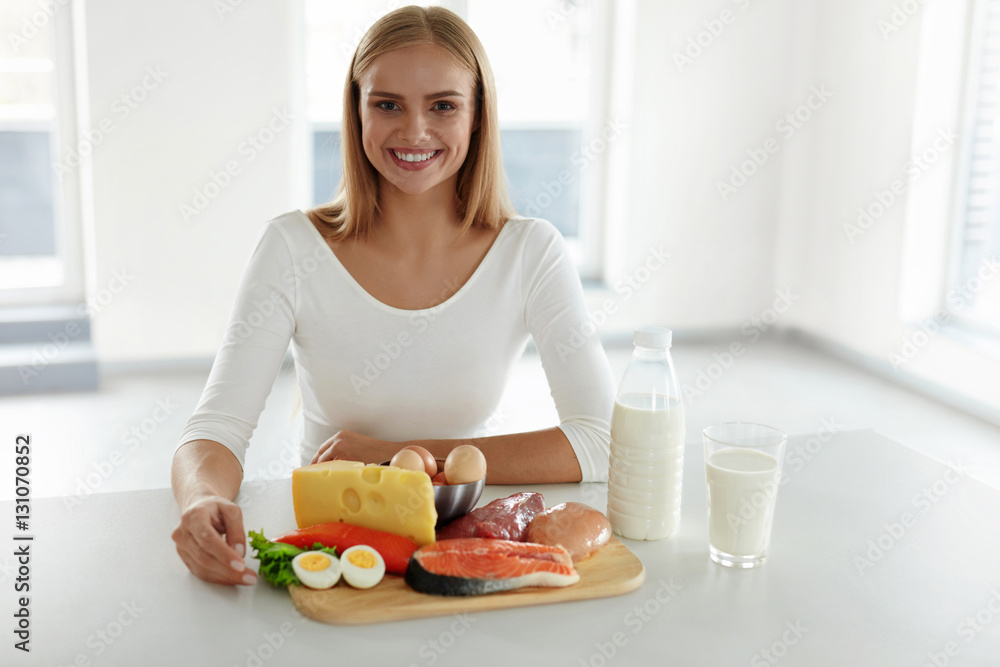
left=358, top=42, right=478, bottom=200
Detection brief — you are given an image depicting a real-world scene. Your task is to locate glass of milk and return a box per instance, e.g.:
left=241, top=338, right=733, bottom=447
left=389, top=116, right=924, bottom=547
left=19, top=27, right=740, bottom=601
left=703, top=423, right=787, bottom=568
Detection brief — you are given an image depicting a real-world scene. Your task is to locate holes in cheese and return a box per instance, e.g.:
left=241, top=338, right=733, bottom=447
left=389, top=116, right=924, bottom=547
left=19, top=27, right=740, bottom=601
left=292, top=460, right=437, bottom=546
left=342, top=488, right=361, bottom=513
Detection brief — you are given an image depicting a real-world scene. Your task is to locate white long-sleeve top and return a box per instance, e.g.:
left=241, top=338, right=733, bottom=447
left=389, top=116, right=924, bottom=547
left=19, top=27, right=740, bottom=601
left=176, top=210, right=616, bottom=481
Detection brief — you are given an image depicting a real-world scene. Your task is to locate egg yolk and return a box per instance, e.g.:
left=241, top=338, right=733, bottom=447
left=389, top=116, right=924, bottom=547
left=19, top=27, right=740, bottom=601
left=299, top=553, right=331, bottom=571
left=347, top=550, right=377, bottom=569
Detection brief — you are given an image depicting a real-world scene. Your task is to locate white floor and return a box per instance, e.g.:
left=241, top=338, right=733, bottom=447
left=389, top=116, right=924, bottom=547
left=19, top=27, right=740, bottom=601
left=2, top=337, right=999, bottom=504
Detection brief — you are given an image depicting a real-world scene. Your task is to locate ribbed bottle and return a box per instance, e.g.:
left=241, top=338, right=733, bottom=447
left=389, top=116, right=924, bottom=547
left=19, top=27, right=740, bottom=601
left=607, top=327, right=685, bottom=540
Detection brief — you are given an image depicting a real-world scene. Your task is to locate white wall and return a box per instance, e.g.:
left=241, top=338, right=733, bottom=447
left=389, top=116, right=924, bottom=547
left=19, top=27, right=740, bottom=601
left=599, top=0, right=799, bottom=333
left=79, top=0, right=306, bottom=364
left=772, top=0, right=1000, bottom=414
left=774, top=0, right=925, bottom=357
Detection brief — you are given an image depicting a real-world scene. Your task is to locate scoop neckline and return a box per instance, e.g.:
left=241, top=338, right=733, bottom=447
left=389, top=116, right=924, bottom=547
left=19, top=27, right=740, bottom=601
left=294, top=209, right=512, bottom=316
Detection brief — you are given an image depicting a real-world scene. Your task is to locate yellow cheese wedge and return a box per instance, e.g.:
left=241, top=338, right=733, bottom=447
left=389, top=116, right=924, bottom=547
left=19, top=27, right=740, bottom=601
left=292, top=461, right=437, bottom=545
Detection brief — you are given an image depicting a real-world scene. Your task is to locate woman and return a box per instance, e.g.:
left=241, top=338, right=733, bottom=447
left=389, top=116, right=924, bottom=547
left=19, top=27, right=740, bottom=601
left=171, top=5, right=615, bottom=586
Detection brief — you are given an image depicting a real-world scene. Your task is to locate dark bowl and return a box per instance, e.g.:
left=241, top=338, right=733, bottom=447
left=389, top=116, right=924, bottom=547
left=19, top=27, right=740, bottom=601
left=433, top=474, right=485, bottom=525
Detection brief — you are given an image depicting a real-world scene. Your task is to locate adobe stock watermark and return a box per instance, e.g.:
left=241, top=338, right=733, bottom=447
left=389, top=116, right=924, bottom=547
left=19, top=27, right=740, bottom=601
left=887, top=255, right=999, bottom=369
left=81, top=267, right=136, bottom=318
left=717, top=86, right=833, bottom=202
left=673, top=0, right=758, bottom=73
left=225, top=242, right=335, bottom=345
left=785, top=417, right=844, bottom=473
left=724, top=417, right=844, bottom=531
left=682, top=288, right=798, bottom=402
left=406, top=613, right=477, bottom=667
left=350, top=329, right=417, bottom=395
left=578, top=578, right=683, bottom=666
left=0, top=555, right=19, bottom=586
left=545, top=0, right=586, bottom=30
left=62, top=397, right=178, bottom=510
left=224, top=291, right=288, bottom=345
left=853, top=459, right=966, bottom=575
left=921, top=590, right=1000, bottom=667
left=179, top=107, right=294, bottom=224
left=244, top=436, right=300, bottom=482
left=751, top=620, right=809, bottom=666
left=235, top=621, right=296, bottom=667
left=878, top=0, right=928, bottom=40
left=557, top=245, right=670, bottom=361
left=349, top=276, right=463, bottom=394
left=844, top=127, right=957, bottom=244
left=522, top=118, right=628, bottom=219
left=54, top=600, right=146, bottom=667
left=6, top=0, right=70, bottom=53
left=54, top=66, right=169, bottom=180
left=18, top=267, right=135, bottom=386
left=214, top=0, right=248, bottom=20
left=338, top=1, right=405, bottom=62
left=470, top=405, right=511, bottom=438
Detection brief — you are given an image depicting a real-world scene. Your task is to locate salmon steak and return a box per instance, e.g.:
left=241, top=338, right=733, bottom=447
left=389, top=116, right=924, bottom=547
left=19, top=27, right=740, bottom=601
left=405, top=538, right=580, bottom=596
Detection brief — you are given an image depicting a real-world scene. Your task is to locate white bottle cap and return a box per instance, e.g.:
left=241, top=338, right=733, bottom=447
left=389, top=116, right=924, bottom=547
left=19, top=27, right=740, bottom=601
left=634, top=326, right=672, bottom=349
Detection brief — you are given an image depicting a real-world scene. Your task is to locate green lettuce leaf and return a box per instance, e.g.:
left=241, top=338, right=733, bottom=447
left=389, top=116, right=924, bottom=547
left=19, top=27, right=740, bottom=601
left=248, top=529, right=338, bottom=588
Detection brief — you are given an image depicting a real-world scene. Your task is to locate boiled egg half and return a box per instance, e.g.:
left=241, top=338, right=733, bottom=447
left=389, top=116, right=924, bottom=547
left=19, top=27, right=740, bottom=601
left=291, top=551, right=341, bottom=590
left=340, top=545, right=386, bottom=589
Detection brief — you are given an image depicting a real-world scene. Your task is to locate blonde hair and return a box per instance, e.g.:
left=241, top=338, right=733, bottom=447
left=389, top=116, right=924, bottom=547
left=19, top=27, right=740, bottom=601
left=308, top=5, right=514, bottom=241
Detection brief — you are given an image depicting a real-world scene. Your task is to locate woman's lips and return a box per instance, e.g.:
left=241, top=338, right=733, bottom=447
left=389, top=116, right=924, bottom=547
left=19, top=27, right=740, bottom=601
left=388, top=149, right=443, bottom=171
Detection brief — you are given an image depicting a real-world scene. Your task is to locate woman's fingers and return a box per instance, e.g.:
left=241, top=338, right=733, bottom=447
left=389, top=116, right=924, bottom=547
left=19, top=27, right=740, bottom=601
left=218, top=501, right=249, bottom=560
left=312, top=430, right=389, bottom=464
left=313, top=433, right=345, bottom=463
left=311, top=435, right=336, bottom=464
left=173, top=498, right=256, bottom=586
left=175, top=540, right=254, bottom=585
left=190, top=507, right=243, bottom=569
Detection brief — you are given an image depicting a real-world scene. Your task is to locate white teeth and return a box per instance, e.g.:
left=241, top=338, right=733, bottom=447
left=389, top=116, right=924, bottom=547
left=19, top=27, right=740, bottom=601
left=393, top=150, right=437, bottom=162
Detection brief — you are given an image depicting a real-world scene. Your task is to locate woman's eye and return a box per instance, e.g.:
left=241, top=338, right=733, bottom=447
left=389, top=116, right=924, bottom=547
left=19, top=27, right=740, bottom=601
left=376, top=101, right=400, bottom=111
left=432, top=102, right=455, bottom=112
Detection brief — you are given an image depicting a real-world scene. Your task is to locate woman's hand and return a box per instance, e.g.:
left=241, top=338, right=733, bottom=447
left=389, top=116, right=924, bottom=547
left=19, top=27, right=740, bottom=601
left=171, top=495, right=257, bottom=586
left=311, top=429, right=397, bottom=464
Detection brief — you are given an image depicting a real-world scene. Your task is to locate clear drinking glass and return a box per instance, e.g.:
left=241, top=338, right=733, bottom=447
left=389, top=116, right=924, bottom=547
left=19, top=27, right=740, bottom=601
left=703, top=423, right=787, bottom=568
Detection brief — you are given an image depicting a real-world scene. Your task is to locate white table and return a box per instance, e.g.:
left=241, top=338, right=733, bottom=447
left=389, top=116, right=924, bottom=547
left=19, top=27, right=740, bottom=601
left=3, top=429, right=999, bottom=666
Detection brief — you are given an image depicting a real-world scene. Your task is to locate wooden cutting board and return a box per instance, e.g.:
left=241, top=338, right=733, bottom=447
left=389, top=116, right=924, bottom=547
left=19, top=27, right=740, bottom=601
left=288, top=537, right=645, bottom=625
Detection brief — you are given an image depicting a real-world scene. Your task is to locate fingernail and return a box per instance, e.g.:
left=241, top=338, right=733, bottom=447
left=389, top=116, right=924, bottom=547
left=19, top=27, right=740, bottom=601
left=242, top=574, right=257, bottom=585
left=235, top=543, right=245, bottom=557
left=230, top=559, right=244, bottom=571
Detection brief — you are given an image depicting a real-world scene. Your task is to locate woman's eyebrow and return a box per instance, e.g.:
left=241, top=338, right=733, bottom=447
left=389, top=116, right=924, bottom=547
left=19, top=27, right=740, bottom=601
left=368, top=90, right=466, bottom=100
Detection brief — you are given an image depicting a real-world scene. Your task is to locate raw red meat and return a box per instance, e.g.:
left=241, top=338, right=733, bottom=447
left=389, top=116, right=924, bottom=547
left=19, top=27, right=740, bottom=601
left=437, top=491, right=545, bottom=541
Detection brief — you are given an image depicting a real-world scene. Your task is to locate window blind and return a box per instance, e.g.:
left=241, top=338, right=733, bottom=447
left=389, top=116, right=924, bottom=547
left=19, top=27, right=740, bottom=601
left=957, top=0, right=1000, bottom=287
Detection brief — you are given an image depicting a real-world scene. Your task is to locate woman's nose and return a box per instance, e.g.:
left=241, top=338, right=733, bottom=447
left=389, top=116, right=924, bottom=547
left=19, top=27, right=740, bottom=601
left=398, top=112, right=430, bottom=143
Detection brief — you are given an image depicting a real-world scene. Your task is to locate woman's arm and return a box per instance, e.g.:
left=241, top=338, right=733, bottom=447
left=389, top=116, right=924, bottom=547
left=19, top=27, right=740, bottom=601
left=312, top=427, right=582, bottom=484
left=170, top=220, right=299, bottom=585
left=171, top=439, right=243, bottom=508
left=520, top=220, right=616, bottom=481
left=170, top=440, right=257, bottom=586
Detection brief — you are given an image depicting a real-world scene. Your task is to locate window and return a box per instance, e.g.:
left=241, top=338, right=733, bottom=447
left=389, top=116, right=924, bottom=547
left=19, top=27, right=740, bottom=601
left=951, top=0, right=1000, bottom=333
left=304, top=0, right=604, bottom=277
left=0, top=1, right=81, bottom=303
